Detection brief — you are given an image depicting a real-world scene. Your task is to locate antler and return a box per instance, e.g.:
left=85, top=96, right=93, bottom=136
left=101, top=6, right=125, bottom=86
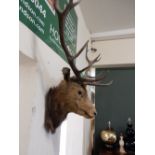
left=54, top=0, right=112, bottom=86
left=83, top=43, right=113, bottom=86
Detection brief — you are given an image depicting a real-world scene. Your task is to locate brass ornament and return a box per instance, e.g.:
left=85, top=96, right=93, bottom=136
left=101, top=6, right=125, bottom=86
left=100, top=121, right=117, bottom=148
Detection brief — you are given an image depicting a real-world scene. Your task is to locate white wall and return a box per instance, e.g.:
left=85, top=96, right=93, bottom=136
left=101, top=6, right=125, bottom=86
left=19, top=53, right=37, bottom=155
left=20, top=52, right=61, bottom=155
left=89, top=38, right=135, bottom=67
left=19, top=4, right=91, bottom=155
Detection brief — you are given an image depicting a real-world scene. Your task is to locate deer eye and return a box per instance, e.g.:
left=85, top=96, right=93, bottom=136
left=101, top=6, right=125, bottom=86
left=78, top=90, right=82, bottom=96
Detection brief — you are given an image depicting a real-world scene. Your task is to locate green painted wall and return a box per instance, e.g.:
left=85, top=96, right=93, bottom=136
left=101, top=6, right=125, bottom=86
left=94, top=68, right=135, bottom=155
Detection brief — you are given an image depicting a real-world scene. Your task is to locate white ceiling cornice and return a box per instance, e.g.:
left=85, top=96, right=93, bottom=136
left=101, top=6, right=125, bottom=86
left=91, top=28, right=135, bottom=41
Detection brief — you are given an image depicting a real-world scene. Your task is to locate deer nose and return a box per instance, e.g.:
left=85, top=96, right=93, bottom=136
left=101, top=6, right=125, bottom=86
left=94, top=112, right=97, bottom=116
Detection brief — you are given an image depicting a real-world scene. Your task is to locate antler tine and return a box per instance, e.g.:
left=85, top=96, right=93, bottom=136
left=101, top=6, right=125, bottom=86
left=73, top=40, right=89, bottom=59
left=65, top=0, right=82, bottom=15
left=82, top=68, right=113, bottom=85
left=82, top=67, right=113, bottom=84
left=83, top=73, right=106, bottom=82
left=86, top=44, right=91, bottom=63
left=55, top=0, right=81, bottom=15
left=84, top=80, right=113, bottom=86
left=86, top=45, right=101, bottom=64
left=79, top=53, right=101, bottom=73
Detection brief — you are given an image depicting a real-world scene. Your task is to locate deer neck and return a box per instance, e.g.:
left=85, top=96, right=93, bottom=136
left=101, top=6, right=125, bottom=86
left=45, top=85, right=68, bottom=133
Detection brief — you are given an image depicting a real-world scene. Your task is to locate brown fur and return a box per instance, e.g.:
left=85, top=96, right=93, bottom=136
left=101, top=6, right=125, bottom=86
left=44, top=80, right=96, bottom=133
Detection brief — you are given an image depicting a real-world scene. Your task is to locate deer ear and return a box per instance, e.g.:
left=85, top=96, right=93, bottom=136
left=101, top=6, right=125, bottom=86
left=62, top=67, right=70, bottom=81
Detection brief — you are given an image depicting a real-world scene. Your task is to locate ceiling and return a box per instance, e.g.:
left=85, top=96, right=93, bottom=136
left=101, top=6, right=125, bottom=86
left=80, top=0, right=135, bottom=39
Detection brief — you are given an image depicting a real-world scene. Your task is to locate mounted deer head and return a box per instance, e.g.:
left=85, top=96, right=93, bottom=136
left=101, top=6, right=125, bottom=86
left=44, top=0, right=112, bottom=133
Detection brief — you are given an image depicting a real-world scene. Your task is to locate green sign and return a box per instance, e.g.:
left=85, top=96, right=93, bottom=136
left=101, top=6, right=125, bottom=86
left=19, top=0, right=78, bottom=61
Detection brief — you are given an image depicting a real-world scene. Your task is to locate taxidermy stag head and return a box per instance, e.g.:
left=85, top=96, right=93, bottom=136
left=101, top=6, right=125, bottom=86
left=44, top=0, right=112, bottom=133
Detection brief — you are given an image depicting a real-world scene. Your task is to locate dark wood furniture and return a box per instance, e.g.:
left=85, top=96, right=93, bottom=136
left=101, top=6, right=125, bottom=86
left=99, top=149, right=135, bottom=155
